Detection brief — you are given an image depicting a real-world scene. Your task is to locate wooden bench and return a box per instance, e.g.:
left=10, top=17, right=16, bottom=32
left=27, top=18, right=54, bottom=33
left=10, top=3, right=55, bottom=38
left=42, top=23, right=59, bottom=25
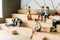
left=0, top=30, right=30, bottom=40
left=5, top=18, right=13, bottom=24
left=40, top=21, right=52, bottom=32
left=12, top=14, right=28, bottom=22
left=18, top=9, right=39, bottom=14
left=57, top=25, right=60, bottom=32
left=0, top=23, right=9, bottom=30
left=12, top=14, right=39, bottom=20
left=5, top=18, right=36, bottom=28
left=6, top=27, right=33, bottom=38
left=18, top=9, right=60, bottom=15
left=33, top=32, right=60, bottom=40
left=49, top=16, right=54, bottom=20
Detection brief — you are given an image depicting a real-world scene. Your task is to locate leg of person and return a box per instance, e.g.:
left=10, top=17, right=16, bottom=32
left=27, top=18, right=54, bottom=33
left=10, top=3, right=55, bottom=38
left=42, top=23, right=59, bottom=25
left=20, top=21, right=23, bottom=27
left=46, top=15, right=49, bottom=21
left=16, top=22, right=17, bottom=26
left=42, top=13, right=45, bottom=21
left=40, top=14, right=43, bottom=21
left=48, top=13, right=50, bottom=19
left=30, top=30, right=36, bottom=39
left=44, top=15, right=46, bottom=22
left=47, top=14, right=49, bottom=19
left=52, top=21, right=56, bottom=29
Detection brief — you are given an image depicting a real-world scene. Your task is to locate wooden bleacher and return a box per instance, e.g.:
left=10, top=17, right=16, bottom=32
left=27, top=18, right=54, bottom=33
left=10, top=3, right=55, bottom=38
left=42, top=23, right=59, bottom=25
left=57, top=25, right=60, bottom=32
left=33, top=32, right=60, bottom=40
left=12, top=14, right=39, bottom=20
left=18, top=9, right=39, bottom=14
left=18, top=9, right=60, bottom=15
left=0, top=9, right=60, bottom=40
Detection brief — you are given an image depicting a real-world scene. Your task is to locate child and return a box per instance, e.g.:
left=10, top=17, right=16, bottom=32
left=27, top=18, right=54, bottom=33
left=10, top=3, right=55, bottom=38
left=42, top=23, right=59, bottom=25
left=44, top=6, right=50, bottom=21
left=52, top=12, right=60, bottom=29
left=33, top=19, right=41, bottom=32
left=40, top=6, right=45, bottom=21
left=30, top=19, right=41, bottom=39
left=27, top=6, right=32, bottom=20
left=12, top=17, right=23, bottom=27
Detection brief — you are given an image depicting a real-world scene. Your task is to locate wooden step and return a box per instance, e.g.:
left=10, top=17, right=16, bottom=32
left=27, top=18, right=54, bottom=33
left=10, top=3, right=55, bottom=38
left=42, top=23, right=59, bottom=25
left=12, top=14, right=28, bottom=21
left=0, top=23, right=9, bottom=30
left=12, top=14, right=39, bottom=20
left=57, top=25, right=60, bottom=32
left=18, top=9, right=39, bottom=14
left=49, top=16, right=54, bottom=20
left=33, top=32, right=60, bottom=40
left=5, top=18, right=13, bottom=24
left=8, top=27, right=33, bottom=38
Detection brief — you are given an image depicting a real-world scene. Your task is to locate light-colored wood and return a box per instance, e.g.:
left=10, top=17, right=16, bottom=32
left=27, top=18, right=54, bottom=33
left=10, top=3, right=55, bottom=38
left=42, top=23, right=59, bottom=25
left=57, top=25, right=60, bottom=32
left=18, top=9, right=39, bottom=14
left=12, top=14, right=28, bottom=22
left=31, top=15, right=39, bottom=20
left=18, top=9, right=60, bottom=15
left=0, top=23, right=9, bottom=30
left=33, top=32, right=60, bottom=40
left=12, top=14, right=39, bottom=21
left=0, top=30, right=31, bottom=40
left=49, top=16, right=54, bottom=20
left=5, top=18, right=13, bottom=24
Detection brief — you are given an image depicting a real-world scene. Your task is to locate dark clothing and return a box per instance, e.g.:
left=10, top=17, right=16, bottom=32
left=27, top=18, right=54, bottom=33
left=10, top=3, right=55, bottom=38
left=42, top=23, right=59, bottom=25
left=44, top=14, right=49, bottom=18
left=41, top=13, right=45, bottom=16
left=52, top=21, right=60, bottom=28
left=12, top=18, right=23, bottom=26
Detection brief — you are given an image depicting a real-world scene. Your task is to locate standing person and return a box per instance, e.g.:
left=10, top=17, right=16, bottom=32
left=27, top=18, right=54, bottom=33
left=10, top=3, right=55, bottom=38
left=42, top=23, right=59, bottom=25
left=27, top=6, right=32, bottom=20
left=44, top=6, right=50, bottom=22
left=40, top=6, right=45, bottom=21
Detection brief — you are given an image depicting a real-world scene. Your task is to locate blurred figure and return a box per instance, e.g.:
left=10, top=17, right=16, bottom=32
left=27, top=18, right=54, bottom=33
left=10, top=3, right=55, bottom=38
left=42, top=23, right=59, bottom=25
left=40, top=6, right=45, bottom=21
left=12, top=17, right=23, bottom=27
left=30, top=19, right=41, bottom=39
left=26, top=6, right=32, bottom=20
left=26, top=6, right=31, bottom=14
left=52, top=12, right=60, bottom=29
left=44, top=6, right=50, bottom=21
left=33, top=19, right=41, bottom=32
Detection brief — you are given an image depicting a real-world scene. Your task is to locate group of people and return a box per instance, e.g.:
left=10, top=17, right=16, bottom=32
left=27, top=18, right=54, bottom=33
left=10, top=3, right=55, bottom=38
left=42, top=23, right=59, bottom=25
left=40, top=6, right=50, bottom=21
left=26, top=6, right=60, bottom=38
left=26, top=6, right=50, bottom=21
left=5, top=6, right=60, bottom=32
left=26, top=6, right=60, bottom=32
left=5, top=6, right=60, bottom=39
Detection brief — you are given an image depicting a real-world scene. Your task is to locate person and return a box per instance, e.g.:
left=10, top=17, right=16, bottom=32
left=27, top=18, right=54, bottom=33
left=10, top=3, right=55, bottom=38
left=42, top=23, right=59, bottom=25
left=52, top=12, right=60, bottom=29
left=26, top=6, right=32, bottom=20
left=33, top=19, right=41, bottom=32
left=27, top=6, right=31, bottom=14
left=5, top=18, right=17, bottom=27
left=44, top=6, right=50, bottom=21
left=30, top=19, right=41, bottom=39
left=12, top=17, right=23, bottom=27
left=37, top=10, right=42, bottom=21
left=40, top=6, right=45, bottom=21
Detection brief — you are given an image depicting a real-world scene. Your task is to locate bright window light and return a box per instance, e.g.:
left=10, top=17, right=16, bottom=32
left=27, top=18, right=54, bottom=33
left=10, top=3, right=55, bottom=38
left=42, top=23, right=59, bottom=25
left=0, top=0, right=2, bottom=18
